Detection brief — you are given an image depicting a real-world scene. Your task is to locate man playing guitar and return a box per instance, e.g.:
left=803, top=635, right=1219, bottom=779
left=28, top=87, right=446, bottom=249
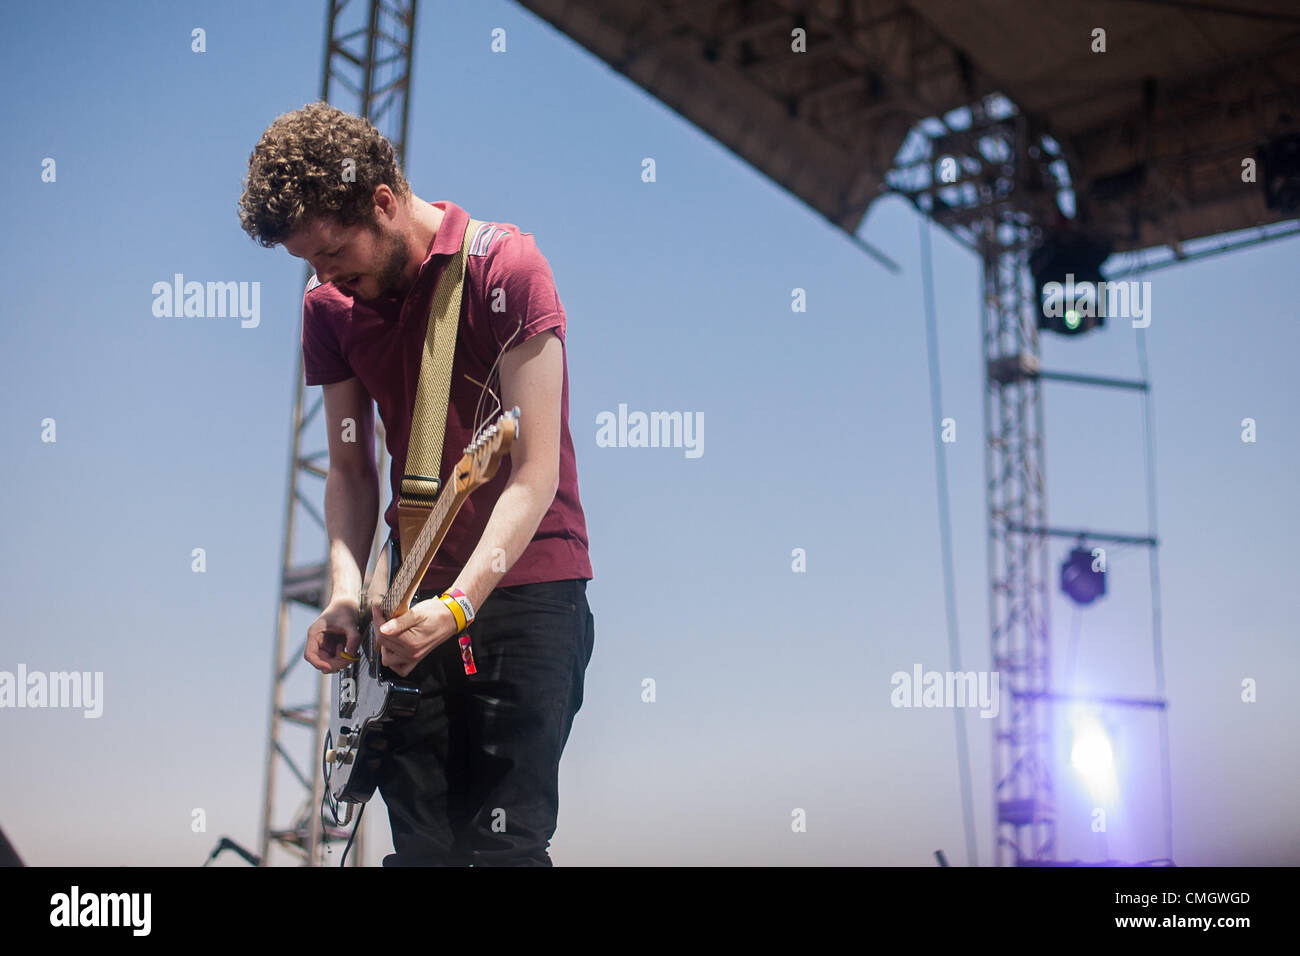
left=238, top=101, right=595, bottom=866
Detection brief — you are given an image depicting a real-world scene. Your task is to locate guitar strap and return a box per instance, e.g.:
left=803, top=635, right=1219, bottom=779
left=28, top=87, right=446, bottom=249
left=396, top=215, right=487, bottom=554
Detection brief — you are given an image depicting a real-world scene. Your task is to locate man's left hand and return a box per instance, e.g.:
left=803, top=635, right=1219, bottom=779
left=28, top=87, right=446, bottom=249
left=376, top=598, right=461, bottom=677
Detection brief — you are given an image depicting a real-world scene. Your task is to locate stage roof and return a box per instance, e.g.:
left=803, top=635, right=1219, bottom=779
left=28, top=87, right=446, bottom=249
left=515, top=0, right=1300, bottom=258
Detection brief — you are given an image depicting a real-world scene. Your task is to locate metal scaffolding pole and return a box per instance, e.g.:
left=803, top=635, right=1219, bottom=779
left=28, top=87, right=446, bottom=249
left=981, top=214, right=1056, bottom=867
left=259, top=0, right=419, bottom=868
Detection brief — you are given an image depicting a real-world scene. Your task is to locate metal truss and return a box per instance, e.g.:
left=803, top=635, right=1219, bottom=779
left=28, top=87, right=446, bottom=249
left=895, top=100, right=1063, bottom=863
left=980, top=217, right=1056, bottom=866
left=259, top=0, right=418, bottom=868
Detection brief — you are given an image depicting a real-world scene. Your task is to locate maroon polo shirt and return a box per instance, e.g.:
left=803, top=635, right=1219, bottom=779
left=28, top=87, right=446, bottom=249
left=300, top=199, right=593, bottom=592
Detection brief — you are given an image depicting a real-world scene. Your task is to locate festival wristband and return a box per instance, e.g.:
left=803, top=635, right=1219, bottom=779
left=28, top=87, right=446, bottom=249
left=458, top=633, right=478, bottom=676
left=437, top=595, right=466, bottom=631
left=440, top=588, right=476, bottom=632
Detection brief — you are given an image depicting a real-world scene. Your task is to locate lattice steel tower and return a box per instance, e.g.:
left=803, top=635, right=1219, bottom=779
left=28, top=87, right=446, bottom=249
left=890, top=95, right=1172, bottom=864
left=259, top=0, right=419, bottom=868
left=890, top=98, right=1078, bottom=864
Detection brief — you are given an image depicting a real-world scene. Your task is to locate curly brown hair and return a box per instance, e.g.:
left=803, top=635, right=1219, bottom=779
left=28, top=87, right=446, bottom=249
left=238, top=101, right=410, bottom=247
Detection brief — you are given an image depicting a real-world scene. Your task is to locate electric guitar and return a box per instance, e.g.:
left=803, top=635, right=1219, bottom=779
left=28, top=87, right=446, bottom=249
left=324, top=406, right=520, bottom=807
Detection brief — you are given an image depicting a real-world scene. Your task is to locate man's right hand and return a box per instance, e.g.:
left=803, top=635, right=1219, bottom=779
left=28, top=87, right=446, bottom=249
left=305, top=598, right=363, bottom=673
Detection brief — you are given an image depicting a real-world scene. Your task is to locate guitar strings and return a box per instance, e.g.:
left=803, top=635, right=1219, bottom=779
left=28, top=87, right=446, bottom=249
left=461, top=372, right=502, bottom=442
left=466, top=315, right=524, bottom=440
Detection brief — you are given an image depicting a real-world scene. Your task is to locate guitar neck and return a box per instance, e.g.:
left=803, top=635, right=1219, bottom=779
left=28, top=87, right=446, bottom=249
left=382, top=476, right=471, bottom=617
left=376, top=406, right=520, bottom=619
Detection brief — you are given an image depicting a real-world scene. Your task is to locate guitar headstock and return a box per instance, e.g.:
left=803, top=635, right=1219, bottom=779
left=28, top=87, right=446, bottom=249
left=456, top=406, right=520, bottom=490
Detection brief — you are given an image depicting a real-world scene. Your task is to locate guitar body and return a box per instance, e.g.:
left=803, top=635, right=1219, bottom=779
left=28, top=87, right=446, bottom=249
left=325, top=563, right=423, bottom=805
left=323, top=406, right=520, bottom=808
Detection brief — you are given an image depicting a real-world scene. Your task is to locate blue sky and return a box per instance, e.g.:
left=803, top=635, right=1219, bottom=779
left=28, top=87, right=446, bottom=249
left=1, top=0, right=1297, bottom=866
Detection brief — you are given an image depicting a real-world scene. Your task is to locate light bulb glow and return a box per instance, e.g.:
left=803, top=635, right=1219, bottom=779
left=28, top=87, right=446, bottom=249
left=1071, top=721, right=1113, bottom=775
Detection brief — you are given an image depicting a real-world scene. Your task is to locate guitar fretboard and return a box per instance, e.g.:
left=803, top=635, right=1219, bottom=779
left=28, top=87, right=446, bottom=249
left=378, top=408, right=517, bottom=618
left=383, top=472, right=462, bottom=617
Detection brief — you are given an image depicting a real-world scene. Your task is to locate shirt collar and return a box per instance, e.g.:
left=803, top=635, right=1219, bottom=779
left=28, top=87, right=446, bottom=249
left=425, top=199, right=468, bottom=261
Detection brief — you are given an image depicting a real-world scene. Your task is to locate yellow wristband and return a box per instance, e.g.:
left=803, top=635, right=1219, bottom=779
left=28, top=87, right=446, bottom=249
left=439, top=594, right=468, bottom=632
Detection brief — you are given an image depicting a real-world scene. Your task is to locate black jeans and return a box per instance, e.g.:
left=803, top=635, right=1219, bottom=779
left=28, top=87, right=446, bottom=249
left=376, top=578, right=594, bottom=866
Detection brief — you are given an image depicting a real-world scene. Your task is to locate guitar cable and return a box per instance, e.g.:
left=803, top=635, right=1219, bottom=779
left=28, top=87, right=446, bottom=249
left=340, top=803, right=365, bottom=867
left=319, top=727, right=367, bottom=866
left=321, top=728, right=341, bottom=825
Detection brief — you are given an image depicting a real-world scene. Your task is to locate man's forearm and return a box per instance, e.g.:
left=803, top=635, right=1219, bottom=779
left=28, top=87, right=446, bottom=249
left=324, top=465, right=380, bottom=603
left=449, top=477, right=557, bottom=612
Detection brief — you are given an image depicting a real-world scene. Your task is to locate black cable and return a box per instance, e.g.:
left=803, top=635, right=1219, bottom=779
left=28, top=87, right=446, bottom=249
left=318, top=726, right=367, bottom=866
left=341, top=803, right=365, bottom=867
left=320, top=729, right=340, bottom=832
left=918, top=214, right=979, bottom=867
left=1134, top=277, right=1175, bottom=865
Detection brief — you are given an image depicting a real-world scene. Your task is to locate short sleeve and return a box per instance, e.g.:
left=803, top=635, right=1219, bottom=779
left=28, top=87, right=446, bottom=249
left=302, top=287, right=353, bottom=386
left=481, top=231, right=566, bottom=352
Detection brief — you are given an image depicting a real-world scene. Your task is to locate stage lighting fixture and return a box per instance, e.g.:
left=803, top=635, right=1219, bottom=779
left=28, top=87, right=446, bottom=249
left=1031, top=232, right=1112, bottom=337
left=1070, top=719, right=1114, bottom=777
left=1061, top=543, right=1105, bottom=605
left=1071, top=717, right=1112, bottom=780
left=1069, top=713, right=1118, bottom=804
